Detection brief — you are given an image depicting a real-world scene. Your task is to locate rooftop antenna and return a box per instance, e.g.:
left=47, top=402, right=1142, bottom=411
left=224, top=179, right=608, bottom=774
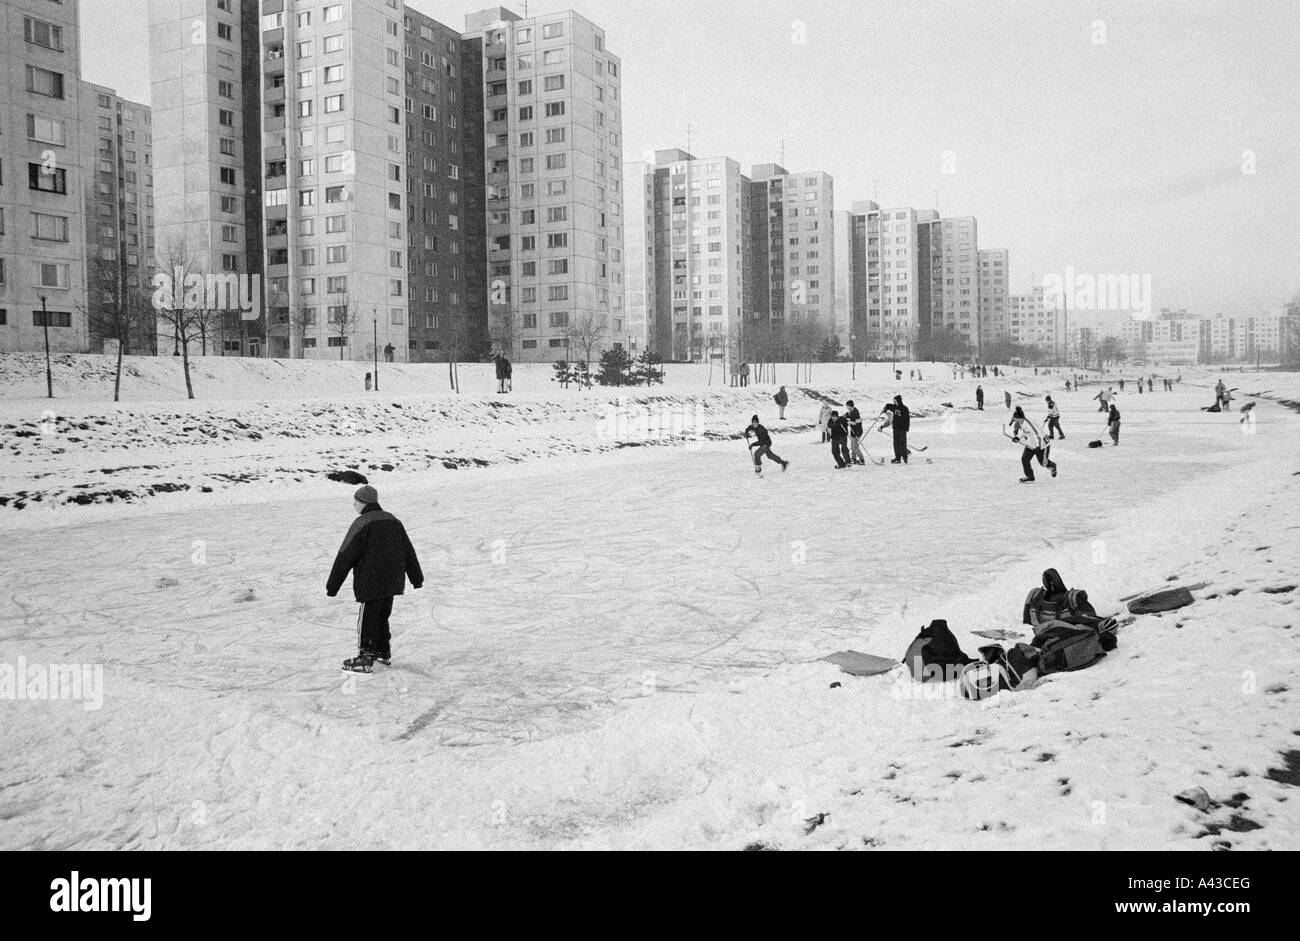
left=780, top=138, right=786, bottom=169
left=873, top=178, right=879, bottom=203
left=686, top=122, right=692, bottom=158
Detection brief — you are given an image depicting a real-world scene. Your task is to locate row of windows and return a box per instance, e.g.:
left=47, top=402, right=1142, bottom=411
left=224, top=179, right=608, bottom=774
left=0, top=309, right=73, bottom=328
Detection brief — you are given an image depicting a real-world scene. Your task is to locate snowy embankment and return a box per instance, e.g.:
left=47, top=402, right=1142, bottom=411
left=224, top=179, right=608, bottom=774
left=1, top=352, right=1055, bottom=517
left=0, top=360, right=1296, bottom=850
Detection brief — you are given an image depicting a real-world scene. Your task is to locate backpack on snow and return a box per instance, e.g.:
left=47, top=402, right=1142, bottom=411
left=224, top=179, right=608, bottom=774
left=903, top=619, right=975, bottom=682
left=1032, top=623, right=1107, bottom=675
left=1088, top=440, right=1104, bottom=448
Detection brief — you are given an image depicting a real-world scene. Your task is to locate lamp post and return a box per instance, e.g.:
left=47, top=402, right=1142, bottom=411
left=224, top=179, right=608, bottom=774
left=41, top=295, right=53, bottom=399
left=373, top=309, right=379, bottom=392
left=851, top=333, right=856, bottom=380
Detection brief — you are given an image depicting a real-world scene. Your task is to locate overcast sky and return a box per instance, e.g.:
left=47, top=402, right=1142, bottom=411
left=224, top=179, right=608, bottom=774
left=80, top=0, right=1300, bottom=317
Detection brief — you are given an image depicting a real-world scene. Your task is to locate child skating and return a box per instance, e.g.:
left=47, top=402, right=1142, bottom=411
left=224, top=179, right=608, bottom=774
left=1006, top=406, right=1057, bottom=483
left=744, top=415, right=789, bottom=474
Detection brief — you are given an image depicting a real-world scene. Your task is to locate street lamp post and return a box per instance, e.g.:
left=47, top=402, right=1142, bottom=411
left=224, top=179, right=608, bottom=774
left=851, top=333, right=857, bottom=380
left=41, top=295, right=53, bottom=399
left=373, top=310, right=379, bottom=392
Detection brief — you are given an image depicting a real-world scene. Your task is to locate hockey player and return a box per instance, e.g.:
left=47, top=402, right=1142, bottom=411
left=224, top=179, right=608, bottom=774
left=827, top=410, right=851, bottom=468
left=1044, top=395, right=1064, bottom=440
left=1007, top=406, right=1057, bottom=483
left=744, top=415, right=789, bottom=474
left=845, top=399, right=866, bottom=465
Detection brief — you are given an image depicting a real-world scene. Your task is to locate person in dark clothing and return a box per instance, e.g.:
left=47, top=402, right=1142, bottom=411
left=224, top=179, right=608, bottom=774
left=890, top=394, right=910, bottom=464
left=1147, top=376, right=1153, bottom=393
left=774, top=386, right=789, bottom=420
left=1004, top=390, right=1012, bottom=410
left=744, top=415, right=788, bottom=474
left=975, top=385, right=984, bottom=410
left=827, top=410, right=851, bottom=468
left=1008, top=406, right=1056, bottom=482
left=845, top=399, right=865, bottom=465
left=503, top=355, right=513, bottom=392
left=327, top=486, right=424, bottom=672
left=1107, top=403, right=1121, bottom=446
left=493, top=353, right=508, bottom=393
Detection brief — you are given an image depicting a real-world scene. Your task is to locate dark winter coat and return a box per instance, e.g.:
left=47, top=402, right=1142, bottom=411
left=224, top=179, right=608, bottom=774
left=828, top=416, right=849, bottom=439
left=774, top=390, right=789, bottom=407
left=747, top=423, right=773, bottom=447
left=494, top=356, right=507, bottom=380
left=327, top=506, right=424, bottom=602
left=846, top=407, right=863, bottom=436
left=893, top=403, right=911, bottom=433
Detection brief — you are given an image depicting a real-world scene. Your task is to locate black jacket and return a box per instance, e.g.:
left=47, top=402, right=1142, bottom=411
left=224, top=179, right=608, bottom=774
left=747, top=423, right=772, bottom=447
left=893, top=404, right=911, bottom=433
left=327, top=506, right=424, bottom=602
left=774, top=390, right=789, bottom=407
left=846, top=407, right=863, bottom=435
left=828, top=416, right=849, bottom=439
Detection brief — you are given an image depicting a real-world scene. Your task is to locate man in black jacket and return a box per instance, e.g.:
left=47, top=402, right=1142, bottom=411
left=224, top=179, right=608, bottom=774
left=828, top=410, right=851, bottom=468
left=744, top=415, right=788, bottom=474
left=890, top=394, right=910, bottom=464
left=327, top=485, right=424, bottom=672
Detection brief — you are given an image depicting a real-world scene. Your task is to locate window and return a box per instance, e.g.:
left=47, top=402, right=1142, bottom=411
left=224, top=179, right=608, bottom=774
left=327, top=277, right=348, bottom=294
left=220, top=167, right=237, bottom=185
left=326, top=215, right=347, bottom=233
left=265, top=189, right=287, bottom=207
left=542, top=52, right=564, bottom=67
left=323, top=5, right=343, bottom=23
left=324, top=95, right=343, bottom=113
left=298, top=189, right=315, bottom=206
left=544, top=101, right=565, bottom=117
left=545, top=154, right=566, bottom=170
left=297, top=40, right=312, bottom=58
left=519, top=106, right=533, bottom=121
left=325, top=186, right=347, bottom=203
left=324, top=65, right=343, bottom=83
left=324, top=35, right=344, bottom=53
left=26, top=65, right=64, bottom=99
left=325, top=155, right=345, bottom=173
left=25, top=17, right=65, bottom=50
left=26, top=115, right=66, bottom=146
left=219, top=79, right=235, bottom=97
left=547, top=206, right=567, bottom=223
left=545, top=127, right=565, bottom=144
left=548, top=259, right=569, bottom=274
left=326, top=124, right=345, bottom=143
left=28, top=164, right=67, bottom=194
left=542, top=23, right=564, bottom=38
left=219, top=109, right=235, bottom=127
left=326, top=244, right=347, bottom=263
left=34, top=262, right=70, bottom=289
left=217, top=23, right=233, bottom=41
left=221, top=224, right=239, bottom=243
left=547, top=233, right=568, bottom=249
left=31, top=212, right=68, bottom=242
left=33, top=310, right=72, bottom=328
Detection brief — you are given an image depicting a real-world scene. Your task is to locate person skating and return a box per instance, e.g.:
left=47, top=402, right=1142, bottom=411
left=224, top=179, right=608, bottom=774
left=845, top=399, right=866, bottom=465
left=1094, top=387, right=1111, bottom=412
left=975, top=385, right=985, bottom=410
left=774, top=386, right=789, bottom=420
left=828, top=410, right=851, bottom=468
left=889, top=394, right=911, bottom=464
left=1007, top=406, right=1056, bottom=483
left=327, top=486, right=424, bottom=673
left=744, top=415, right=788, bottom=475
left=1214, top=378, right=1226, bottom=408
left=1004, top=390, right=1012, bottom=411
left=1147, top=377, right=1154, bottom=393
left=1119, top=377, right=1126, bottom=393
left=1107, top=403, right=1122, bottom=446
left=1044, top=395, right=1064, bottom=439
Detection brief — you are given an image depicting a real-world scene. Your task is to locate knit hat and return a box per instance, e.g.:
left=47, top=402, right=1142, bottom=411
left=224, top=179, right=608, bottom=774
left=354, top=485, right=379, bottom=505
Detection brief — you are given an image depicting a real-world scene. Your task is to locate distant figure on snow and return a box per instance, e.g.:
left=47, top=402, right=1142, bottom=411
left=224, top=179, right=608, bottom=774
left=774, top=386, right=789, bottom=420
left=1044, top=395, right=1064, bottom=440
left=1004, top=390, right=1012, bottom=410
left=384, top=343, right=395, bottom=363
left=975, top=385, right=985, bottom=410
left=1107, top=403, right=1122, bottom=446
left=889, top=395, right=911, bottom=464
left=817, top=402, right=833, bottom=442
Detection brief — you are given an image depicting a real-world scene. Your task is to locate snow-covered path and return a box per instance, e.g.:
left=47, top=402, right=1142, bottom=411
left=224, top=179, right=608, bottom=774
left=2, top=382, right=1298, bottom=849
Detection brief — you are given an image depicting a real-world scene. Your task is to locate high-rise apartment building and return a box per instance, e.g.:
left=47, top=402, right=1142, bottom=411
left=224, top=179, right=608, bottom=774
left=465, top=6, right=625, bottom=363
left=149, top=0, right=486, bottom=361
left=1, top=0, right=89, bottom=353
left=1008, top=286, right=1064, bottom=360
left=80, top=83, right=156, bottom=354
left=934, top=215, right=979, bottom=355
left=977, top=248, right=1008, bottom=349
left=624, top=149, right=749, bottom=361
left=748, top=164, right=836, bottom=341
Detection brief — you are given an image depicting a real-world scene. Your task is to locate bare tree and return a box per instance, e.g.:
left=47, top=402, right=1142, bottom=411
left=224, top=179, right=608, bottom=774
left=154, top=240, right=219, bottom=400
left=326, top=291, right=359, bottom=361
left=292, top=303, right=318, bottom=359
left=79, top=256, right=152, bottom=402
left=562, top=313, right=606, bottom=370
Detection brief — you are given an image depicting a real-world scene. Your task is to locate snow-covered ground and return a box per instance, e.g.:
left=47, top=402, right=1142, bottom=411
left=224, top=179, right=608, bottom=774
left=1, top=355, right=1297, bottom=849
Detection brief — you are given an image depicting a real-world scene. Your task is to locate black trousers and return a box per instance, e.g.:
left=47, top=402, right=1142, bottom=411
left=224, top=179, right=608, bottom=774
left=752, top=444, right=784, bottom=469
left=893, top=426, right=908, bottom=461
left=831, top=437, right=850, bottom=467
left=357, top=596, right=395, bottom=656
left=1020, top=446, right=1056, bottom=480
left=1046, top=416, right=1064, bottom=438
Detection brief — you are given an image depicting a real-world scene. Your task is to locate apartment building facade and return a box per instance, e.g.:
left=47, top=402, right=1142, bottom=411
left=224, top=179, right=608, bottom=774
left=977, top=248, right=1008, bottom=349
left=934, top=215, right=979, bottom=356
left=149, top=0, right=489, bottom=361
left=465, top=6, right=625, bottom=363
left=1, top=0, right=89, bottom=353
left=624, top=149, right=748, bottom=362
left=80, top=83, right=156, bottom=354
left=1007, top=286, right=1064, bottom=360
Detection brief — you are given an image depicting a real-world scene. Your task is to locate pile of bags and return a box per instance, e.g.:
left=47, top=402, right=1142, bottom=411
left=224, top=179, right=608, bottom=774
left=904, top=568, right=1119, bottom=700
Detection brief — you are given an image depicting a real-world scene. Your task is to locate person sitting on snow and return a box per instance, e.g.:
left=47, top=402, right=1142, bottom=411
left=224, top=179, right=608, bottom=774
left=1022, top=568, right=1117, bottom=645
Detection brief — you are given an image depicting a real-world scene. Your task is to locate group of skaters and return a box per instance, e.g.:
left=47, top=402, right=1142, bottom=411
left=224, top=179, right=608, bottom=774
left=743, top=395, right=913, bottom=474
